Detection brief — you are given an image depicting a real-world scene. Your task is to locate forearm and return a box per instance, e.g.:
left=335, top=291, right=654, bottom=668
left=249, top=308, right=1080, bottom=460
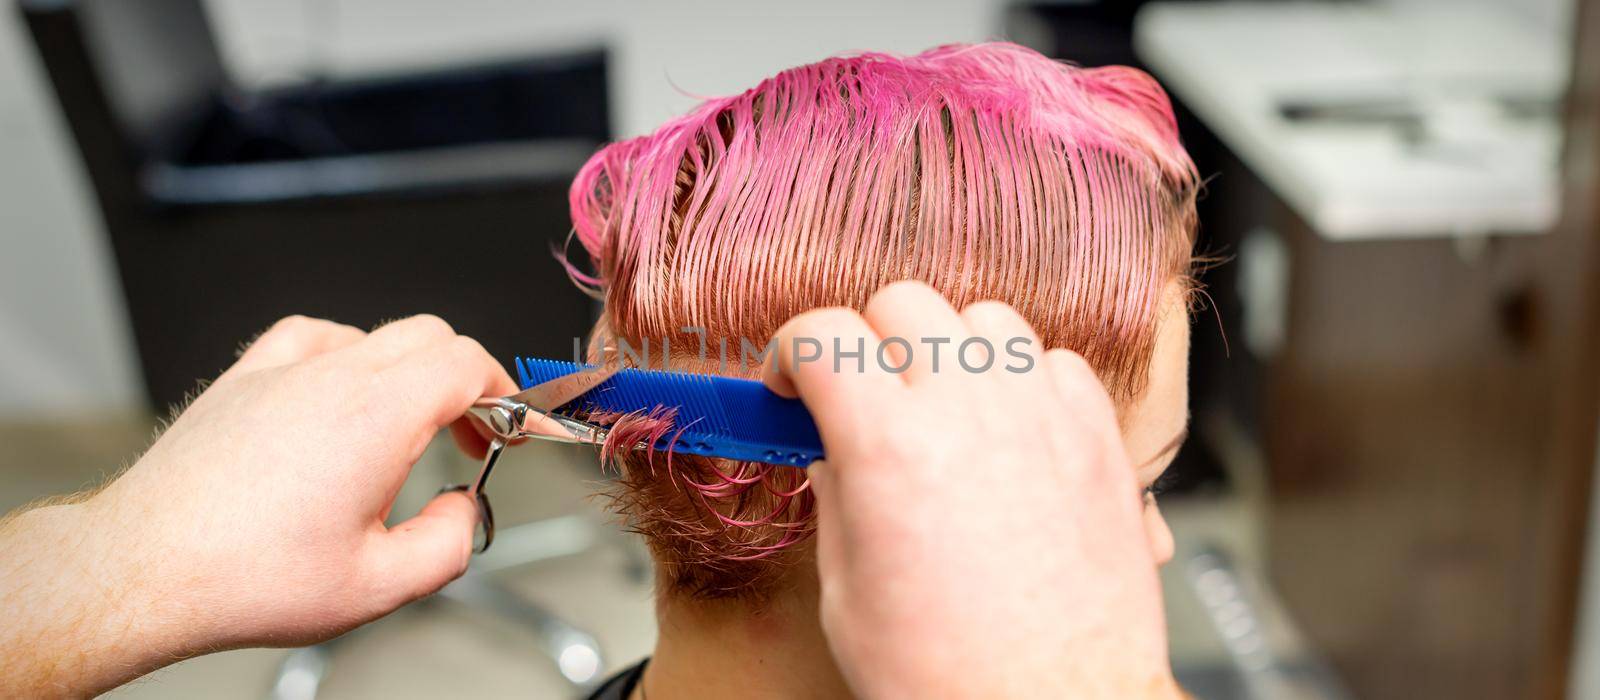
left=848, top=634, right=1189, bottom=700
left=0, top=499, right=195, bottom=697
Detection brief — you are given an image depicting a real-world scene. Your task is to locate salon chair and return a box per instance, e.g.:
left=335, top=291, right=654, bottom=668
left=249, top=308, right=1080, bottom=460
left=18, top=0, right=601, bottom=410
left=21, top=0, right=624, bottom=694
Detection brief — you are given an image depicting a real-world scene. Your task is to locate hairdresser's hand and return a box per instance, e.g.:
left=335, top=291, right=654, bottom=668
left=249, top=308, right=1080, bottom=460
left=0, top=315, right=516, bottom=698
left=765, top=282, right=1181, bottom=699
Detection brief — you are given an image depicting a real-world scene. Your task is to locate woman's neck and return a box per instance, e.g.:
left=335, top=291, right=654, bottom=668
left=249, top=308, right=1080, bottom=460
left=638, top=568, right=853, bottom=699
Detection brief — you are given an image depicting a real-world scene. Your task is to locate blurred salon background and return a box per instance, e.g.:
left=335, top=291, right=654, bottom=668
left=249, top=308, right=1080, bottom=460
left=1, top=0, right=1597, bottom=698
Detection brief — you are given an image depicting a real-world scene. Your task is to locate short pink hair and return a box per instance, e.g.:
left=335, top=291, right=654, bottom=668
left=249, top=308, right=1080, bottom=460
left=565, top=42, right=1198, bottom=598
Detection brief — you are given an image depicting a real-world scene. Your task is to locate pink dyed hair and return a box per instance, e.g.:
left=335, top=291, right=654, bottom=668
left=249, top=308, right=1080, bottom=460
left=565, top=42, right=1198, bottom=598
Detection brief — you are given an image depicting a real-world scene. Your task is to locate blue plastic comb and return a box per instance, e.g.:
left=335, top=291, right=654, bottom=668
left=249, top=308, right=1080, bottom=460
left=516, top=357, right=825, bottom=468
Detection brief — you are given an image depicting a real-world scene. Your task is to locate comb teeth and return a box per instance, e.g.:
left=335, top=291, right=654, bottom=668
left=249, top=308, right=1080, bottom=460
left=515, top=357, right=824, bottom=467
left=518, top=358, right=729, bottom=434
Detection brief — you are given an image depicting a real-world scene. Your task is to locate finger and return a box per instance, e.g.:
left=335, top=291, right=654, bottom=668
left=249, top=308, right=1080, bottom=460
left=802, top=458, right=848, bottom=578
left=449, top=412, right=534, bottom=460
left=355, top=314, right=460, bottom=368
left=448, top=419, right=494, bottom=460
left=1042, top=349, right=1120, bottom=443
left=364, top=490, right=477, bottom=609
left=380, top=335, right=521, bottom=458
left=224, top=316, right=366, bottom=378
left=762, top=307, right=904, bottom=451
left=861, top=281, right=969, bottom=385
left=959, top=300, right=1045, bottom=388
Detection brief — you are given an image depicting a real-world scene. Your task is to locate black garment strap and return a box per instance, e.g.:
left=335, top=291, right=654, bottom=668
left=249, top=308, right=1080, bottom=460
left=586, top=658, right=648, bottom=700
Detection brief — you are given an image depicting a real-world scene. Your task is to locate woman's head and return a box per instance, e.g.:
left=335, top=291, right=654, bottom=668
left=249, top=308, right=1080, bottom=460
left=565, top=42, right=1198, bottom=599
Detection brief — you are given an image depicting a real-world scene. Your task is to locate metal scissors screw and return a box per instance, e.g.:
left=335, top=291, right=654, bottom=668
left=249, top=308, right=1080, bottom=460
left=453, top=363, right=621, bottom=553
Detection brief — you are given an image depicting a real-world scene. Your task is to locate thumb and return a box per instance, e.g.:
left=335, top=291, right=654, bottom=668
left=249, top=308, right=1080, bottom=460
left=366, top=490, right=478, bottom=608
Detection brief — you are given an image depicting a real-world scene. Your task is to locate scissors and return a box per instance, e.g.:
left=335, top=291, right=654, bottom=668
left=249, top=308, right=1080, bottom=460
left=444, top=362, right=622, bottom=553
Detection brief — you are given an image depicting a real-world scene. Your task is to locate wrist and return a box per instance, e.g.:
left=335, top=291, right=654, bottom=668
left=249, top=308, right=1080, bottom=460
left=6, top=495, right=213, bottom=695
left=78, top=486, right=222, bottom=661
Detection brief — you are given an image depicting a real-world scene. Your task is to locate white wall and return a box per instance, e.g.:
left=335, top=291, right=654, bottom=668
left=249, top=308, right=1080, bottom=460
left=0, top=6, right=142, bottom=418
left=0, top=0, right=1008, bottom=417
left=204, top=0, right=1009, bottom=138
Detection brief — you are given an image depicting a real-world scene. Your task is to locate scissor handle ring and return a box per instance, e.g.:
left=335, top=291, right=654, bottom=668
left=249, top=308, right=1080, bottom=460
left=438, top=483, right=495, bottom=553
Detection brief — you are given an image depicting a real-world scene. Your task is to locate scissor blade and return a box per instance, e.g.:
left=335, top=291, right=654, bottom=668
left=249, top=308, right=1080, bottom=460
left=515, top=410, right=609, bottom=445
left=510, top=361, right=623, bottom=412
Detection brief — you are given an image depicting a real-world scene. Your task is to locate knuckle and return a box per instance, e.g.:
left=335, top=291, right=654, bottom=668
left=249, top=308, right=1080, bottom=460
left=961, top=299, right=1018, bottom=319
left=402, top=313, right=456, bottom=339
left=959, top=299, right=1024, bottom=329
left=815, top=306, right=866, bottom=328
left=1046, top=349, right=1095, bottom=382
left=328, top=321, right=366, bottom=340
left=1046, top=351, right=1119, bottom=422
left=265, top=314, right=317, bottom=337
left=879, top=279, right=938, bottom=297
left=243, top=317, right=316, bottom=357
left=790, top=307, right=862, bottom=339
left=447, top=335, right=490, bottom=362
left=869, top=280, right=941, bottom=310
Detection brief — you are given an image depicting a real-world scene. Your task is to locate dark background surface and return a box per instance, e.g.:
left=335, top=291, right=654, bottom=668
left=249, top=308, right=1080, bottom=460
left=23, top=0, right=605, bottom=410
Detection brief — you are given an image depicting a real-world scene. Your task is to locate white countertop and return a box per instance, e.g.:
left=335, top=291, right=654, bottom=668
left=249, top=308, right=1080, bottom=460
left=1134, top=1, right=1568, bottom=239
